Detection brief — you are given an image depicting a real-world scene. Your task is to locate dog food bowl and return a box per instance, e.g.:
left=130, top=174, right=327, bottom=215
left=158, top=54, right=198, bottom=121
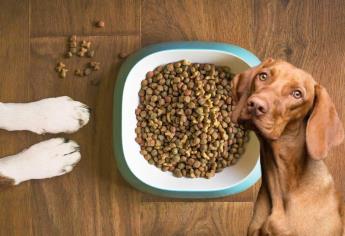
left=113, top=41, right=261, bottom=198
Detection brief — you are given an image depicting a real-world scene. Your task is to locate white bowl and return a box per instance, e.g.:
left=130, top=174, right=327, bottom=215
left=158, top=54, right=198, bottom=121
left=113, top=42, right=261, bottom=198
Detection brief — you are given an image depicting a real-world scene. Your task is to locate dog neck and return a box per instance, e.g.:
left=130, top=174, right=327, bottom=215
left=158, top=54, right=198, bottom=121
left=257, top=119, right=308, bottom=210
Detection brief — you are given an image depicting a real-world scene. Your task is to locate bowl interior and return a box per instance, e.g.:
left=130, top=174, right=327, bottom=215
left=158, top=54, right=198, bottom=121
left=121, top=49, right=260, bottom=191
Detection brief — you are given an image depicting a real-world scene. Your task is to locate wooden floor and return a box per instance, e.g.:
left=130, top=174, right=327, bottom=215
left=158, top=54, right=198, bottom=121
left=0, top=0, right=344, bottom=235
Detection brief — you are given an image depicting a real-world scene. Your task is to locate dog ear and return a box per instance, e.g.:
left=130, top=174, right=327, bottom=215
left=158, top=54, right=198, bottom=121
left=231, top=58, right=275, bottom=123
left=306, top=84, right=344, bottom=160
left=232, top=68, right=256, bottom=103
left=231, top=68, right=257, bottom=123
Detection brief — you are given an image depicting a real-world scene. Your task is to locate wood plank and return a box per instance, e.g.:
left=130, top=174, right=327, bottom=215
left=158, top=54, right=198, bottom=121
left=25, top=35, right=141, bottom=235
left=0, top=1, right=33, bottom=235
left=252, top=0, right=345, bottom=198
left=30, top=0, right=140, bottom=37
left=142, top=0, right=254, bottom=49
left=141, top=202, right=253, bottom=236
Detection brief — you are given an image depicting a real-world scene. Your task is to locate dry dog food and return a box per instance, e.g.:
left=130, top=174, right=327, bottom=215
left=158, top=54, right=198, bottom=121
left=96, top=20, right=105, bottom=28
left=75, top=69, right=83, bottom=77
left=55, top=62, right=68, bottom=78
left=68, top=35, right=78, bottom=57
left=55, top=35, right=101, bottom=78
left=89, top=61, right=101, bottom=71
left=135, top=60, right=249, bottom=178
left=118, top=52, right=128, bottom=59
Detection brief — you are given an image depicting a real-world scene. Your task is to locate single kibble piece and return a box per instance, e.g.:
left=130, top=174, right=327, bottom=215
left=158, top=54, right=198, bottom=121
left=93, top=64, right=100, bottom=71
left=84, top=68, right=92, bottom=76
left=81, top=40, right=91, bottom=49
left=89, top=61, right=100, bottom=67
left=96, top=20, right=105, bottom=28
left=135, top=60, right=249, bottom=179
left=173, top=169, right=183, bottom=178
left=75, top=69, right=83, bottom=77
left=55, top=62, right=66, bottom=72
left=118, top=52, right=128, bottom=59
left=65, top=51, right=73, bottom=58
left=77, top=47, right=88, bottom=57
left=57, top=62, right=65, bottom=67
left=89, top=61, right=100, bottom=71
left=60, top=68, right=68, bottom=78
left=146, top=71, right=154, bottom=78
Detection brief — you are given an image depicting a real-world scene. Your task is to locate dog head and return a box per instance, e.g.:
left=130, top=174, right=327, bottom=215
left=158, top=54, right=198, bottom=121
left=231, top=58, right=344, bottom=160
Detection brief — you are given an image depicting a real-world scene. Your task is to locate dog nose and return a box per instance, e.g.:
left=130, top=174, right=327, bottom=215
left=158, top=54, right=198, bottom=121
left=247, top=97, right=268, bottom=116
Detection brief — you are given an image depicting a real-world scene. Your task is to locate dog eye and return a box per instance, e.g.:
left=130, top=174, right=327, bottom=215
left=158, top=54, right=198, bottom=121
left=292, top=90, right=303, bottom=99
left=258, top=72, right=268, bottom=81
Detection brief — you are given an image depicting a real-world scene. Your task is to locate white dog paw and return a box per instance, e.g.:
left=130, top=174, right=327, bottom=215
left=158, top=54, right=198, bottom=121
left=0, top=96, right=90, bottom=134
left=30, top=96, right=90, bottom=134
left=0, top=138, right=81, bottom=184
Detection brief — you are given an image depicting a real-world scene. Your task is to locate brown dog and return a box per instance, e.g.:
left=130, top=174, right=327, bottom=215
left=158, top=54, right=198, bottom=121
left=231, top=59, right=344, bottom=236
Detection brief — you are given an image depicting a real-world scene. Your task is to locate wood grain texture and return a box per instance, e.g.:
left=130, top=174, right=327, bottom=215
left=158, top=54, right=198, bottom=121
left=0, top=1, right=33, bottom=235
left=0, top=0, right=343, bottom=235
left=27, top=35, right=141, bottom=235
left=141, top=202, right=253, bottom=236
left=30, top=0, right=140, bottom=37
left=142, top=0, right=254, bottom=49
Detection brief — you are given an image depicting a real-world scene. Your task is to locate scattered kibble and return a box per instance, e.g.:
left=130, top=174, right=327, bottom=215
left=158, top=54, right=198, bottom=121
left=96, top=20, right=105, bottom=28
left=55, top=35, right=100, bottom=78
left=65, top=35, right=77, bottom=58
left=135, top=60, right=249, bottom=178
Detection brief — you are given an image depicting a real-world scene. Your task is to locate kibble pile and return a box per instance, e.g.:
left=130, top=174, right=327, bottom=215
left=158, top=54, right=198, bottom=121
left=135, top=60, right=249, bottom=178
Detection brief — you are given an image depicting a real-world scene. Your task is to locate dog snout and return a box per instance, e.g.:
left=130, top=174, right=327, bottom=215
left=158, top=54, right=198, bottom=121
left=247, top=97, right=268, bottom=116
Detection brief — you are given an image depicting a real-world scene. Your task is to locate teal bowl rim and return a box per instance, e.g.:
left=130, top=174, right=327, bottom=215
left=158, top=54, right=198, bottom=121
left=113, top=41, right=262, bottom=198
